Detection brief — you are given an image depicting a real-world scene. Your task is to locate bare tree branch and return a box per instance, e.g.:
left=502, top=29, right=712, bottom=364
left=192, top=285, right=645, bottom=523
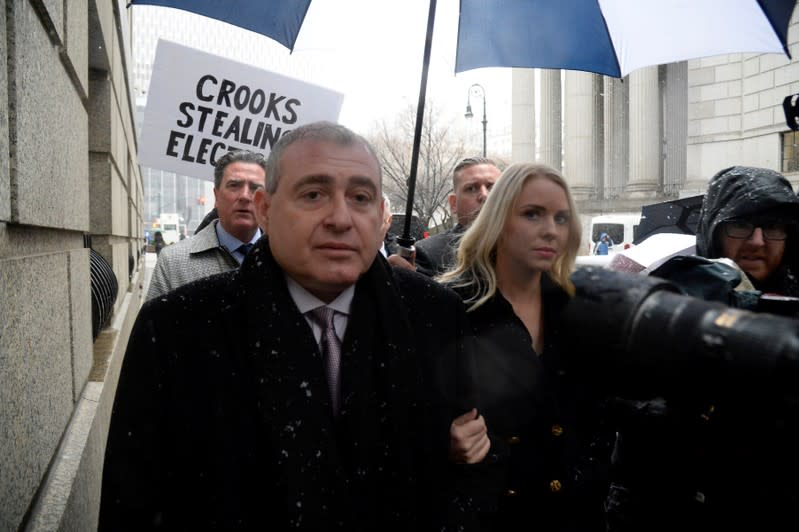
left=367, top=102, right=467, bottom=231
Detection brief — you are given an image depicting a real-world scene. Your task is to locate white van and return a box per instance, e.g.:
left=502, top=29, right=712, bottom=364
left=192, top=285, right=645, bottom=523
left=588, top=213, right=641, bottom=255
left=159, top=212, right=181, bottom=245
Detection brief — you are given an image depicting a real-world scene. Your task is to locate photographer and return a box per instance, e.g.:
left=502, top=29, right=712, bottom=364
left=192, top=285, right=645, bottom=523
left=697, top=165, right=799, bottom=296
left=605, top=166, right=799, bottom=531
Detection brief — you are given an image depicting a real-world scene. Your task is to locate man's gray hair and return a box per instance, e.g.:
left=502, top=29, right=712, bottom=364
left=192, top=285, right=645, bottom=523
left=213, top=149, right=268, bottom=189
left=265, top=121, right=381, bottom=193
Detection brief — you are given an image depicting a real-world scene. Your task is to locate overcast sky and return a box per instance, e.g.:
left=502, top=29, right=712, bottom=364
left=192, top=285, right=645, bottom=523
left=288, top=0, right=512, bottom=137
left=131, top=0, right=514, bottom=153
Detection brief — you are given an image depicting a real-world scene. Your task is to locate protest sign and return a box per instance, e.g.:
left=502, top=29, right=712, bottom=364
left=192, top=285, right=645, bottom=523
left=138, top=40, right=344, bottom=181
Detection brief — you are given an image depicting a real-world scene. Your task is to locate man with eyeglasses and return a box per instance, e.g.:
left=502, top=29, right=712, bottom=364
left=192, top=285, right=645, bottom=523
left=696, top=165, right=799, bottom=296
left=606, top=165, right=799, bottom=532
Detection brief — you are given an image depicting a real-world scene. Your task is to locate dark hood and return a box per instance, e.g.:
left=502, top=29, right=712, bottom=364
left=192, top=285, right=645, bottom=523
left=696, top=166, right=799, bottom=258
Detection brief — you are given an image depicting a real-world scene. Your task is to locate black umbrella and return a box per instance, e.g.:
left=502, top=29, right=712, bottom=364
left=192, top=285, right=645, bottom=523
left=633, top=194, right=704, bottom=245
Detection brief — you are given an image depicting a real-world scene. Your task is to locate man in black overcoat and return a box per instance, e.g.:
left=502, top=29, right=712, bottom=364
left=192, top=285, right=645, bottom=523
left=413, top=157, right=500, bottom=277
left=99, top=122, right=485, bottom=531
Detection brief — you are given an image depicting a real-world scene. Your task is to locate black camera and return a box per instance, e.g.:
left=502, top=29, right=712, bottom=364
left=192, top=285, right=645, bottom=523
left=563, top=267, right=799, bottom=399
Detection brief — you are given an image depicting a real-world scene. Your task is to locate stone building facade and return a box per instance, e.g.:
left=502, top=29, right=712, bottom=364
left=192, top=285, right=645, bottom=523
left=0, top=1, right=144, bottom=530
left=511, top=11, right=799, bottom=226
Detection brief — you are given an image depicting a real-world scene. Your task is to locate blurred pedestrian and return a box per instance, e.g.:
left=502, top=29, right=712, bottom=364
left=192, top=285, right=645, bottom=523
left=594, top=232, right=613, bottom=255
left=152, top=231, right=165, bottom=255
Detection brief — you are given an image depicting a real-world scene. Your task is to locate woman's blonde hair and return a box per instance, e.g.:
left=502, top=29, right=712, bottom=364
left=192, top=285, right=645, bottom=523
left=437, top=162, right=582, bottom=310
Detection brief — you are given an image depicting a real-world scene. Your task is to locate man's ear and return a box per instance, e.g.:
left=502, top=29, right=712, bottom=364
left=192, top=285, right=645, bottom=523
left=447, top=192, right=457, bottom=214
left=254, top=188, right=270, bottom=233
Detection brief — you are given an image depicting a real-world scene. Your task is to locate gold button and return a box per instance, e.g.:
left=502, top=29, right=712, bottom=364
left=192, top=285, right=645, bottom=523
left=551, top=424, right=564, bottom=437
left=549, top=480, right=562, bottom=492
left=505, top=489, right=517, bottom=497
left=700, top=404, right=716, bottom=422
left=508, top=436, right=521, bottom=444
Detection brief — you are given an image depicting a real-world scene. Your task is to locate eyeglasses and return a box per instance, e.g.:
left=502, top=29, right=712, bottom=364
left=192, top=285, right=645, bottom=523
left=721, top=220, right=789, bottom=241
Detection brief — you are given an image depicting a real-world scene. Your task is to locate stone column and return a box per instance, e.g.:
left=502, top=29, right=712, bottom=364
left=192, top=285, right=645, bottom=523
left=626, top=66, right=660, bottom=198
left=603, top=77, right=629, bottom=199
left=592, top=75, right=605, bottom=194
left=539, top=69, right=562, bottom=170
left=662, top=62, right=688, bottom=195
left=563, top=71, right=598, bottom=199
left=511, top=68, right=535, bottom=163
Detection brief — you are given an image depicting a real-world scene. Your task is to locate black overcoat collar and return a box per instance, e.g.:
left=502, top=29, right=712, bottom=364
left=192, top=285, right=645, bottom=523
left=221, top=237, right=422, bottom=527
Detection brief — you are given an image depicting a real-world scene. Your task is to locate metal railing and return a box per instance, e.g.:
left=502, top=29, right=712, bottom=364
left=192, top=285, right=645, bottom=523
left=84, top=235, right=119, bottom=340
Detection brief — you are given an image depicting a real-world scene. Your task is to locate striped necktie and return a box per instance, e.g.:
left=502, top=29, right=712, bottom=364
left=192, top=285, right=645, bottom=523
left=309, top=306, right=341, bottom=415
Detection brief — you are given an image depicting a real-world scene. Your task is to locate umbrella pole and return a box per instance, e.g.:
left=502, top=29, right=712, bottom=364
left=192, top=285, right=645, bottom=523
left=396, top=0, right=437, bottom=253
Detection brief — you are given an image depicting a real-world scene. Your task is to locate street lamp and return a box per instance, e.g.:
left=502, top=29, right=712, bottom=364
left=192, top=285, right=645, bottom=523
left=464, top=83, right=487, bottom=157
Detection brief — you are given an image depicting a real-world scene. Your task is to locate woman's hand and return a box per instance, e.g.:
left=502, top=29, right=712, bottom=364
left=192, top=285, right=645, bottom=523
left=449, top=408, right=490, bottom=464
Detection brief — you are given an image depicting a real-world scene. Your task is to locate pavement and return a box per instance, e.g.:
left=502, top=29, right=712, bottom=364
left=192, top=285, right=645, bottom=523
left=140, top=252, right=158, bottom=298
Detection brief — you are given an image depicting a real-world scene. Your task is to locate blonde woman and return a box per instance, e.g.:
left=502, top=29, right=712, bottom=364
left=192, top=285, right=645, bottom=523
left=440, top=163, right=613, bottom=531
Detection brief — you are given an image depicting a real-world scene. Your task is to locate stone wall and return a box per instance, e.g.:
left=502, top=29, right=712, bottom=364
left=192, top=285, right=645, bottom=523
left=686, top=12, right=799, bottom=192
left=511, top=11, right=799, bottom=218
left=0, top=1, right=144, bottom=530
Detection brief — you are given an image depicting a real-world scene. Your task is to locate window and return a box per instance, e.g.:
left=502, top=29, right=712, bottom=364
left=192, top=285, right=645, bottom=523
left=592, top=223, right=624, bottom=244
left=781, top=131, right=799, bottom=173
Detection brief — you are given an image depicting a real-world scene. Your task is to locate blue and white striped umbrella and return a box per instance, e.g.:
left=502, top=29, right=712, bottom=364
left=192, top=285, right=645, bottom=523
left=456, top=0, right=795, bottom=77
